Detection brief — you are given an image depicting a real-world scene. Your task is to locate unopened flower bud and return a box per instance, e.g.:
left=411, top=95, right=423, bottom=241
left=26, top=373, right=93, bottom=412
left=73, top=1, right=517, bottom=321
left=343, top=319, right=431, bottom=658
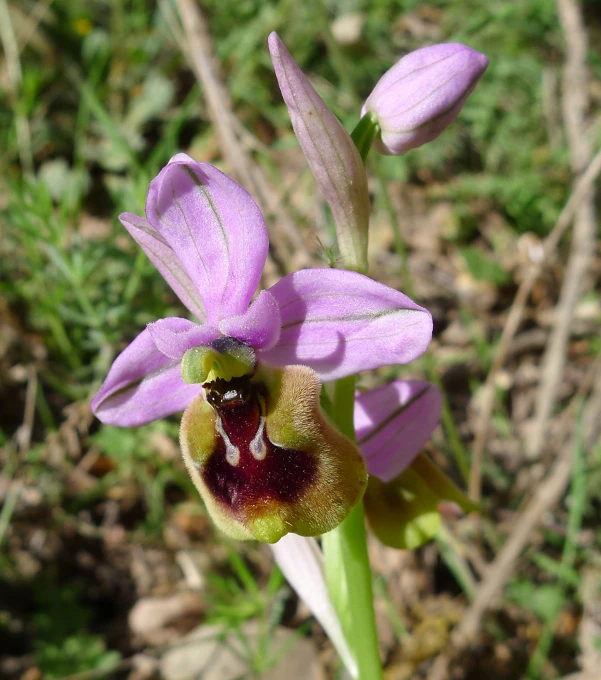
left=269, top=32, right=370, bottom=273
left=362, top=43, right=488, bottom=156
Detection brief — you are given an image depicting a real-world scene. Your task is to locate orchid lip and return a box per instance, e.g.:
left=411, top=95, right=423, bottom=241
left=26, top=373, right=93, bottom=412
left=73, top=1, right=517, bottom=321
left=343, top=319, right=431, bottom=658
left=180, top=363, right=367, bottom=543
left=202, top=375, right=319, bottom=510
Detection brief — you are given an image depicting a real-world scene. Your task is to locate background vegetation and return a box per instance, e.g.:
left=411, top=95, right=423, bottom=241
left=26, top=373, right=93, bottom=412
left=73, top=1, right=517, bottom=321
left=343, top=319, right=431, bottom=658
left=1, top=0, right=600, bottom=678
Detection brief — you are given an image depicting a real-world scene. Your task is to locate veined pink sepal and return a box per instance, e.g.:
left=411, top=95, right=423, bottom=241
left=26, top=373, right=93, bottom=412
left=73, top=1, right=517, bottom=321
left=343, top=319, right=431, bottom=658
left=355, top=379, right=442, bottom=481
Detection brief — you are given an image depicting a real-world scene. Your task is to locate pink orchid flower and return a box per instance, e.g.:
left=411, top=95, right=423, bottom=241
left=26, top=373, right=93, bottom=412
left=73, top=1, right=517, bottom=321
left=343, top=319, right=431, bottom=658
left=91, top=154, right=433, bottom=544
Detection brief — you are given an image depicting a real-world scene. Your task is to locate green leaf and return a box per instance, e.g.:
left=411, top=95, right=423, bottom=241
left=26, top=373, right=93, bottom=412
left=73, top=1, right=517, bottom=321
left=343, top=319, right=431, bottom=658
left=531, top=553, right=581, bottom=588
left=460, top=246, right=510, bottom=285
left=507, top=581, right=564, bottom=623
left=125, top=71, right=175, bottom=131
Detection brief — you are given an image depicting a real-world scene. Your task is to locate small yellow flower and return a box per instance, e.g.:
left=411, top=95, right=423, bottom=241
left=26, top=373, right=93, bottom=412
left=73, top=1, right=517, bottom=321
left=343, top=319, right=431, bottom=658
left=72, top=18, right=93, bottom=36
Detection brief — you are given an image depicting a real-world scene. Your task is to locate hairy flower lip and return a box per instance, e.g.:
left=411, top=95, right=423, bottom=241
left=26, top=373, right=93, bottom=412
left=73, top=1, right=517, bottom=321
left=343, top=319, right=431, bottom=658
left=180, top=363, right=368, bottom=543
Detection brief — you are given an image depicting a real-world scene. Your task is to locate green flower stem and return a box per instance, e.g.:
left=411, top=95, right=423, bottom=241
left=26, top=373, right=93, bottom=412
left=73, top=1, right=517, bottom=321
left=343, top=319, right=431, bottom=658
left=351, top=112, right=380, bottom=164
left=320, top=115, right=384, bottom=678
left=325, top=376, right=384, bottom=680
left=334, top=503, right=383, bottom=680
left=332, top=375, right=356, bottom=440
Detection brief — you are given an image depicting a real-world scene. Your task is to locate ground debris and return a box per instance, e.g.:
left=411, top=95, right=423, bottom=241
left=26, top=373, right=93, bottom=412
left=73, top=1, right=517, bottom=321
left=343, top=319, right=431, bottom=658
left=129, top=591, right=205, bottom=646
left=159, top=621, right=325, bottom=680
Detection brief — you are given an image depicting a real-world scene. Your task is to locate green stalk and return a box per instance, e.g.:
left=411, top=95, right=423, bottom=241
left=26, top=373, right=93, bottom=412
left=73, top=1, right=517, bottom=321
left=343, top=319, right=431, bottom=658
left=325, top=376, right=384, bottom=680
left=335, top=503, right=383, bottom=679
left=351, top=112, right=380, bottom=164
left=320, top=116, right=385, bottom=678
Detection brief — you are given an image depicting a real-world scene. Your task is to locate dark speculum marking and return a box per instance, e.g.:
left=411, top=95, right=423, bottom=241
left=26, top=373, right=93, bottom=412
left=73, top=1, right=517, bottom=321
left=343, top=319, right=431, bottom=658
left=203, top=377, right=317, bottom=512
left=209, top=336, right=247, bottom=356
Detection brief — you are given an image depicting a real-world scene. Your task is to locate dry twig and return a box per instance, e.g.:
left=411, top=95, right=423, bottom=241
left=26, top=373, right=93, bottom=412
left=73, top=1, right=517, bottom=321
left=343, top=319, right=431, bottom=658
left=15, top=0, right=54, bottom=55
left=468, top=143, right=601, bottom=501
left=427, top=358, right=601, bottom=680
left=526, top=0, right=597, bottom=460
left=172, top=0, right=314, bottom=282
left=469, top=0, right=599, bottom=498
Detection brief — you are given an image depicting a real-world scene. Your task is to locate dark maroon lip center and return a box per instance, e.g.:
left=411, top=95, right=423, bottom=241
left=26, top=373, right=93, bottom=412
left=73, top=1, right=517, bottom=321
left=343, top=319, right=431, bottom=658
left=202, top=377, right=317, bottom=513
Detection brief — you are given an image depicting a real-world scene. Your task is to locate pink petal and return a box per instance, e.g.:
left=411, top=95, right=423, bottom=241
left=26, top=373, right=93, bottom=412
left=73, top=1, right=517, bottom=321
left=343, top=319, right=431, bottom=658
left=269, top=33, right=370, bottom=273
left=90, top=324, right=201, bottom=427
left=262, top=269, right=433, bottom=381
left=145, top=154, right=268, bottom=324
left=270, top=535, right=357, bottom=678
left=355, top=380, right=442, bottom=482
left=218, top=290, right=281, bottom=351
left=147, top=317, right=220, bottom=359
left=119, top=212, right=207, bottom=322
